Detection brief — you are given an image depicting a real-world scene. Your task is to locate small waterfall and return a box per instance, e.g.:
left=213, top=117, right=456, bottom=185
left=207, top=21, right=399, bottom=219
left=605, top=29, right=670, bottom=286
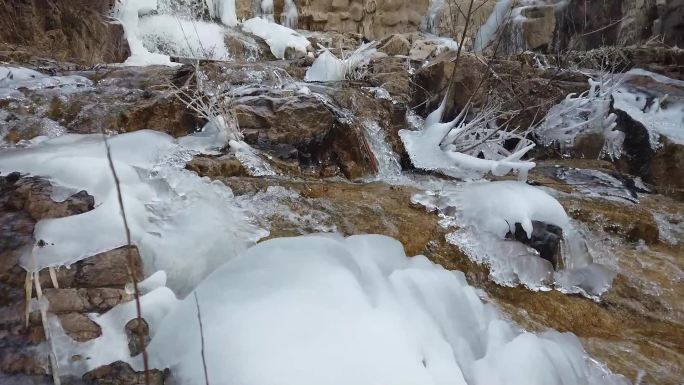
left=281, top=0, right=299, bottom=30
left=473, top=0, right=513, bottom=52
left=361, top=120, right=402, bottom=181
left=258, top=0, right=275, bottom=22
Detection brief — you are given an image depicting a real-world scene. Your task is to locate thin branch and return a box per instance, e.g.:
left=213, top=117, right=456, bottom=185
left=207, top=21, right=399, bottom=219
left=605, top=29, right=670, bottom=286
left=101, top=134, right=150, bottom=385
left=194, top=292, right=210, bottom=385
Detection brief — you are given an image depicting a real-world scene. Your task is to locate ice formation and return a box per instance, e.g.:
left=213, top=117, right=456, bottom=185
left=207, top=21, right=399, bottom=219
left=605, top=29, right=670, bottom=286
left=472, top=0, right=513, bottom=52
left=305, top=42, right=377, bottom=82
left=137, top=14, right=232, bottom=60
left=242, top=17, right=310, bottom=59
left=361, top=120, right=404, bottom=182
left=281, top=0, right=299, bottom=29
left=0, top=66, right=92, bottom=99
left=113, top=0, right=177, bottom=66
left=413, top=181, right=616, bottom=297
left=206, top=0, right=238, bottom=26
left=146, top=234, right=627, bottom=385
left=612, top=72, right=684, bottom=146
left=537, top=75, right=623, bottom=159
left=0, top=128, right=266, bottom=294
left=399, top=96, right=536, bottom=180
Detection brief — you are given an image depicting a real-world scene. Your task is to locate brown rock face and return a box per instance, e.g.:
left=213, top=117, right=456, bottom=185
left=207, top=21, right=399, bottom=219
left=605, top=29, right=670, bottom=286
left=83, top=361, right=167, bottom=385
left=298, top=0, right=430, bottom=40
left=0, top=0, right=129, bottom=65
left=649, top=138, right=684, bottom=200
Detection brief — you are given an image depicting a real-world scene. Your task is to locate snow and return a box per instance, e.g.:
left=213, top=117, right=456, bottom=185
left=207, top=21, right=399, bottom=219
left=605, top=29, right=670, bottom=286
left=242, top=17, right=310, bottom=59
left=0, top=128, right=266, bottom=294
left=146, top=234, right=627, bottom=385
left=412, top=181, right=616, bottom=298
left=399, top=97, right=535, bottom=180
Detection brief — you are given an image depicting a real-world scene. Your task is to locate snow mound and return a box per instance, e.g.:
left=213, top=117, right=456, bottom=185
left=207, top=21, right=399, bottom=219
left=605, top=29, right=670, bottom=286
left=242, top=17, right=310, bottom=59
left=413, top=181, right=615, bottom=298
left=147, top=234, right=627, bottom=385
left=0, top=128, right=266, bottom=294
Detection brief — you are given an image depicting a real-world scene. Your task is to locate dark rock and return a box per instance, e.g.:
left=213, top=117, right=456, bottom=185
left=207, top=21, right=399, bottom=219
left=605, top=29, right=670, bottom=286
left=509, top=220, right=563, bottom=269
left=5, top=172, right=21, bottom=184
left=82, top=361, right=167, bottom=385
left=125, top=318, right=150, bottom=357
left=648, top=138, right=684, bottom=200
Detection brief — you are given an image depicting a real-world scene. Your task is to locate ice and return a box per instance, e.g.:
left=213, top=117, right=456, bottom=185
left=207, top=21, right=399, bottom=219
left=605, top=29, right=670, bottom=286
left=113, top=0, right=177, bottom=66
left=399, top=98, right=535, bottom=180
left=472, top=0, right=513, bottom=52
left=281, top=0, right=299, bottom=29
left=360, top=120, right=404, bottom=182
left=49, top=286, right=179, bottom=376
left=0, top=129, right=266, bottom=295
left=304, top=49, right=346, bottom=82
left=413, top=181, right=616, bottom=298
left=537, top=75, right=623, bottom=158
left=242, top=17, right=310, bottom=59
left=612, top=82, right=684, bottom=146
left=305, top=42, right=377, bottom=82
left=147, top=234, right=627, bottom=385
left=207, top=0, right=238, bottom=26
left=0, top=65, right=92, bottom=99
left=138, top=15, right=232, bottom=60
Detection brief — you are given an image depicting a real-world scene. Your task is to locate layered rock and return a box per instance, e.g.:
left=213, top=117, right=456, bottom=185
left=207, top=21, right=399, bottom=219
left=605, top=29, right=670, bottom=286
left=0, top=0, right=129, bottom=65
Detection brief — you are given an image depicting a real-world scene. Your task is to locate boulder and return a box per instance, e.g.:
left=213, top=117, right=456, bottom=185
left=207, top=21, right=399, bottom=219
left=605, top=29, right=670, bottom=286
left=378, top=34, right=411, bottom=56
left=510, top=221, right=563, bottom=269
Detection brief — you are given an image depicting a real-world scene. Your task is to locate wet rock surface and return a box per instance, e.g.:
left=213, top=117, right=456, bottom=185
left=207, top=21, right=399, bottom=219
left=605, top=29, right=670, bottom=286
left=0, top=174, right=145, bottom=383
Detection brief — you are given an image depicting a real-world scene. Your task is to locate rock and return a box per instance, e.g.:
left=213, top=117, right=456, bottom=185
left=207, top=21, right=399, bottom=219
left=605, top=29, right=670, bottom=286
left=44, top=288, right=132, bottom=314
left=510, top=221, right=563, bottom=269
left=186, top=155, right=248, bottom=178
left=74, top=246, right=143, bottom=288
left=58, top=313, right=102, bottom=342
left=521, top=5, right=556, bottom=51
left=82, top=361, right=167, bottom=385
left=648, top=138, right=684, bottom=200
left=655, top=0, right=684, bottom=47
left=378, top=34, right=411, bottom=56
left=125, top=318, right=150, bottom=357
left=0, top=0, right=129, bottom=65
left=298, top=0, right=430, bottom=40
left=408, top=39, right=438, bottom=61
